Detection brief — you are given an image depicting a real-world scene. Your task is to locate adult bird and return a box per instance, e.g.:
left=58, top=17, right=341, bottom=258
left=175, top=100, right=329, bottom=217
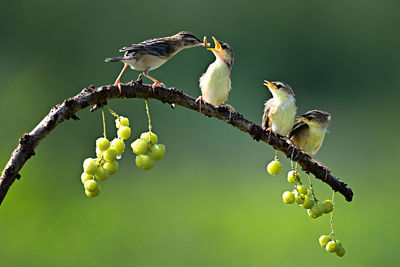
left=262, top=80, right=297, bottom=138
left=105, top=31, right=205, bottom=90
left=197, top=37, right=234, bottom=110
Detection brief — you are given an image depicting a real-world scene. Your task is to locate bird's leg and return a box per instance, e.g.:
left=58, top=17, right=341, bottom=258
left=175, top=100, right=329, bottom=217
left=195, top=96, right=205, bottom=111
left=114, top=63, right=129, bottom=93
left=143, top=71, right=165, bottom=88
left=219, top=103, right=236, bottom=112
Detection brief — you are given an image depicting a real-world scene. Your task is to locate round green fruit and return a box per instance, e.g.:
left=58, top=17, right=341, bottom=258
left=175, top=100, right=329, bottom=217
left=96, top=137, right=110, bottom=151
left=118, top=126, right=131, bottom=140
left=323, top=200, right=334, bottom=213
left=140, top=131, right=158, bottom=145
left=267, top=160, right=282, bottom=175
left=310, top=203, right=324, bottom=218
left=296, top=185, right=307, bottom=195
left=302, top=196, right=314, bottom=209
left=83, top=158, right=99, bottom=175
left=135, top=155, right=154, bottom=170
left=84, top=180, right=99, bottom=192
left=95, top=166, right=109, bottom=181
left=103, top=148, right=117, bottom=162
left=149, top=144, right=166, bottom=161
left=287, top=171, right=301, bottom=184
left=110, top=138, right=125, bottom=155
left=85, top=189, right=99, bottom=197
left=81, top=173, right=93, bottom=184
left=103, top=161, right=118, bottom=175
left=131, top=139, right=150, bottom=155
left=295, top=194, right=305, bottom=204
left=326, top=241, right=339, bottom=252
left=319, top=235, right=331, bottom=248
left=115, top=116, right=129, bottom=129
left=336, top=243, right=345, bottom=257
left=282, top=191, right=295, bottom=204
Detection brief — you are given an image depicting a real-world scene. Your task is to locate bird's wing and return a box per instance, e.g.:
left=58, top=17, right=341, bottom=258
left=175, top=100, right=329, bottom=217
left=262, top=99, right=274, bottom=129
left=119, top=40, right=174, bottom=57
left=289, top=120, right=309, bottom=138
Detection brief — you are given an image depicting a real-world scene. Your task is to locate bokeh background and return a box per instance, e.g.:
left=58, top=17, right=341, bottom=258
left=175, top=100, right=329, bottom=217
left=1, top=0, right=399, bottom=266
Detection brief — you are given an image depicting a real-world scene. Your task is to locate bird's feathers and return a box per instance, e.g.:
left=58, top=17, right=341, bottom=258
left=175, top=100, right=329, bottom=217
left=262, top=98, right=273, bottom=129
left=289, top=120, right=309, bottom=138
left=119, top=40, right=176, bottom=58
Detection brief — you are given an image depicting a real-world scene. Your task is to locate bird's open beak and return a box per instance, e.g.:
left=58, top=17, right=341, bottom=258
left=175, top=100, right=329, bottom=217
left=207, top=37, right=222, bottom=51
left=263, top=80, right=277, bottom=90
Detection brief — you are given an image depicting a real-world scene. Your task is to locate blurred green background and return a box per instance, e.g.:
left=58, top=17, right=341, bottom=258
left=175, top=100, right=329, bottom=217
left=1, top=0, right=399, bottom=266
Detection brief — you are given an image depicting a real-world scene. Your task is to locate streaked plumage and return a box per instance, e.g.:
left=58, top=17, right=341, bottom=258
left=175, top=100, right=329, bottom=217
left=262, top=81, right=296, bottom=137
left=289, top=110, right=331, bottom=154
left=198, top=37, right=234, bottom=106
left=105, top=31, right=204, bottom=88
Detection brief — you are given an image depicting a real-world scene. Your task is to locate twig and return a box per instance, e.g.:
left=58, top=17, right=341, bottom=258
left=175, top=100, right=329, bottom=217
left=0, top=82, right=354, bottom=205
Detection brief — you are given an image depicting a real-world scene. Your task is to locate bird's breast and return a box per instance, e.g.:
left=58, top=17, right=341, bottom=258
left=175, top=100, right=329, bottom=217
left=199, top=60, right=231, bottom=106
left=269, top=98, right=296, bottom=136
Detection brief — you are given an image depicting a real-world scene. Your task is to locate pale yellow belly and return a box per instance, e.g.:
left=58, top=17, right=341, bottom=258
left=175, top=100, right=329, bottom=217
left=269, top=100, right=296, bottom=136
left=199, top=60, right=231, bottom=106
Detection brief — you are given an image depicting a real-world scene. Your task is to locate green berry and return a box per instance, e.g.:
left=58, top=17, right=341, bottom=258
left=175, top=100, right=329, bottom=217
left=287, top=170, right=300, bottom=183
left=103, top=161, right=118, bottom=175
left=323, top=200, right=334, bottom=213
left=309, top=203, right=324, bottom=218
left=282, top=191, right=295, bottom=204
left=326, top=241, right=338, bottom=252
left=336, top=242, right=345, bottom=257
left=85, top=189, right=99, bottom=197
left=149, top=144, right=166, bottom=161
left=267, top=160, right=282, bottom=175
left=84, top=180, right=99, bottom=192
left=296, top=185, right=307, bottom=195
left=118, top=126, right=131, bottom=140
left=302, top=196, right=314, bottom=209
left=103, top=148, right=117, bottom=162
left=306, top=190, right=312, bottom=197
left=81, top=173, right=93, bottom=184
left=110, top=138, right=125, bottom=155
left=131, top=139, right=150, bottom=155
left=96, top=137, right=110, bottom=151
left=295, top=194, right=305, bottom=204
left=135, top=155, right=154, bottom=170
left=319, top=235, right=331, bottom=248
left=140, top=131, right=158, bottom=145
left=95, top=166, right=109, bottom=181
left=83, top=158, right=99, bottom=175
left=115, top=116, right=129, bottom=129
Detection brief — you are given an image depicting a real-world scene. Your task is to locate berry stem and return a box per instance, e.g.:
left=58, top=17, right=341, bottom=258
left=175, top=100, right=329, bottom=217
left=307, top=173, right=318, bottom=202
left=329, top=191, right=336, bottom=240
left=106, top=104, right=120, bottom=119
left=145, top=99, right=152, bottom=133
left=102, top=108, right=107, bottom=138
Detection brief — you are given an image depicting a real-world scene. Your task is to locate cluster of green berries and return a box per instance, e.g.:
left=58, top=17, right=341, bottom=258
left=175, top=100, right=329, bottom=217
left=80, top=116, right=131, bottom=197
left=319, top=235, right=345, bottom=257
left=281, top=171, right=334, bottom=219
left=131, top=131, right=166, bottom=170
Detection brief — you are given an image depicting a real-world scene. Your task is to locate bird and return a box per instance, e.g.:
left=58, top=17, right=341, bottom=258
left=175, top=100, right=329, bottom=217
left=196, top=37, right=234, bottom=110
left=289, top=110, right=331, bottom=169
left=105, top=31, right=205, bottom=90
left=262, top=80, right=297, bottom=138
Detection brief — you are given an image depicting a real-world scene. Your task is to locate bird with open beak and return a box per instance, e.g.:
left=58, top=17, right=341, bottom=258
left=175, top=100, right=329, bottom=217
left=262, top=80, right=297, bottom=137
left=196, top=37, right=234, bottom=109
left=105, top=31, right=206, bottom=91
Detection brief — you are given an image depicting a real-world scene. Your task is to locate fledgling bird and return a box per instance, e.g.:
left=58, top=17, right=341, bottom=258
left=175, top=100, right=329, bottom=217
left=105, top=31, right=205, bottom=90
left=196, top=37, right=234, bottom=109
left=262, top=80, right=297, bottom=137
left=289, top=110, right=331, bottom=169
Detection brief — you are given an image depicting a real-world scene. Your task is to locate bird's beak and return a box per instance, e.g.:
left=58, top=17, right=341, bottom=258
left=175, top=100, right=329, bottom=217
left=263, top=80, right=277, bottom=90
left=207, top=37, right=222, bottom=51
left=296, top=116, right=309, bottom=122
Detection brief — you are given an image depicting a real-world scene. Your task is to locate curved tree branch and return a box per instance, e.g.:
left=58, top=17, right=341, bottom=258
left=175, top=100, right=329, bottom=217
left=0, top=80, right=353, bottom=205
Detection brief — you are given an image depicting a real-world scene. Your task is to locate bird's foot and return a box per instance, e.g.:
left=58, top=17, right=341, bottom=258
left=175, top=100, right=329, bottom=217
left=195, top=96, right=205, bottom=104
left=219, top=103, right=236, bottom=112
left=152, top=80, right=165, bottom=89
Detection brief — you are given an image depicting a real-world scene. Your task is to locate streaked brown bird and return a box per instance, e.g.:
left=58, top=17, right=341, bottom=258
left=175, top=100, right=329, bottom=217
left=262, top=80, right=297, bottom=137
left=289, top=110, right=331, bottom=169
left=105, top=31, right=205, bottom=90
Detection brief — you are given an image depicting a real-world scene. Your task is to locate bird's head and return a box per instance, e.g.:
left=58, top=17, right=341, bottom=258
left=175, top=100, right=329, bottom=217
left=175, top=31, right=204, bottom=48
left=263, top=80, right=295, bottom=99
left=207, top=37, right=234, bottom=69
left=296, top=110, right=331, bottom=129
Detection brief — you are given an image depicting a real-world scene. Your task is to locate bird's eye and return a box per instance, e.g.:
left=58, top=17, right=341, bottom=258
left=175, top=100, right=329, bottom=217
left=275, top=84, right=282, bottom=89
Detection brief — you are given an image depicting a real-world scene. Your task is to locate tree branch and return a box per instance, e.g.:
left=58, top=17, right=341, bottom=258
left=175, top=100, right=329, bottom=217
left=0, top=80, right=353, bottom=205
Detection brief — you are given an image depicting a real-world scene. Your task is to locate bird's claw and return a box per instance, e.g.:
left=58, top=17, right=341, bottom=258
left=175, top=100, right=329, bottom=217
left=195, top=96, right=205, bottom=104
left=220, top=103, right=236, bottom=112
left=152, top=81, right=165, bottom=89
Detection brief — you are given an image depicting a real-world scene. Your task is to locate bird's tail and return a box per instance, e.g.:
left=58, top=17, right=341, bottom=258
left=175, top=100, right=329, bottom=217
left=105, top=56, right=131, bottom=62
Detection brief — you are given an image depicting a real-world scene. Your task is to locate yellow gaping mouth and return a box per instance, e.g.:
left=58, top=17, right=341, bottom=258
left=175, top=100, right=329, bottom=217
left=263, top=80, right=277, bottom=90
left=207, top=37, right=222, bottom=51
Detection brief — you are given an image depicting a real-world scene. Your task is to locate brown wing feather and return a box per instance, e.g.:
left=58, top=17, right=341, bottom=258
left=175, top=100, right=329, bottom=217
left=289, top=120, right=309, bottom=138
left=262, top=99, right=274, bottom=129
